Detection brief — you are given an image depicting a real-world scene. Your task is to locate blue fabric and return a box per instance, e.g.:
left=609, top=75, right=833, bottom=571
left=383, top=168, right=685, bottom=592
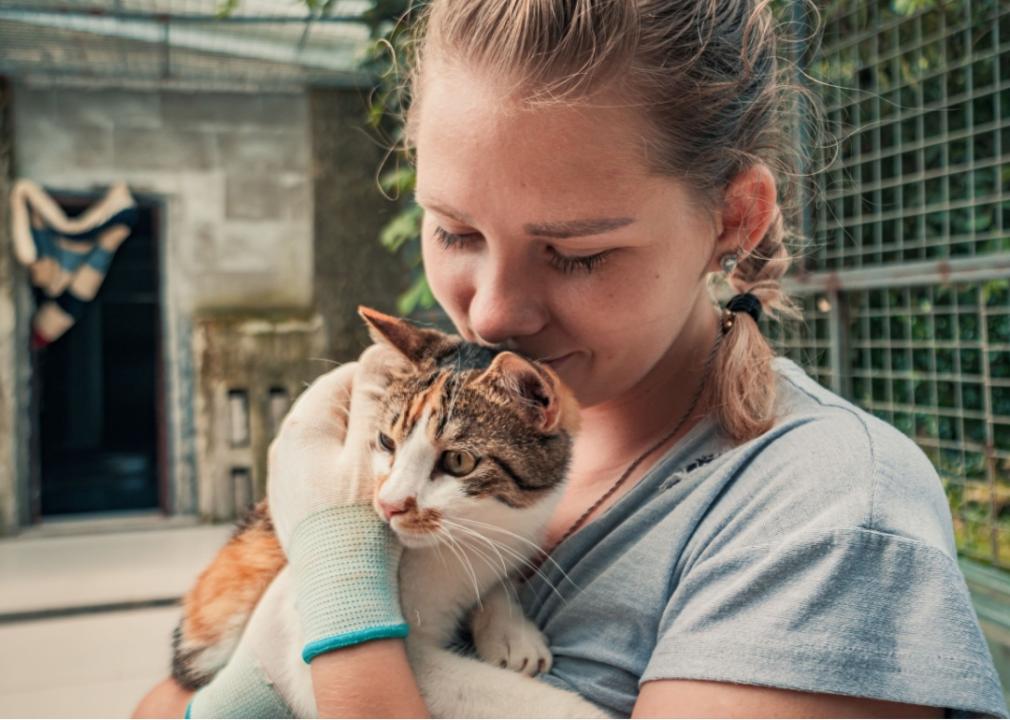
left=518, top=357, right=1007, bottom=718
left=29, top=205, right=138, bottom=280
left=85, top=245, right=116, bottom=273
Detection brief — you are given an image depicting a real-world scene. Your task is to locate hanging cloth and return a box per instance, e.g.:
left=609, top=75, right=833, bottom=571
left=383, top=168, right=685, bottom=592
left=9, top=179, right=139, bottom=348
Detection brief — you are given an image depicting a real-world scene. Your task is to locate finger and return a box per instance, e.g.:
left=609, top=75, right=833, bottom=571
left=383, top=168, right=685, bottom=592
left=284, top=361, right=358, bottom=443
left=357, top=344, right=410, bottom=387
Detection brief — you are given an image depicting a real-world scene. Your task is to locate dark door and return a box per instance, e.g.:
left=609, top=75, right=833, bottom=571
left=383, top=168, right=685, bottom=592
left=36, top=196, right=162, bottom=516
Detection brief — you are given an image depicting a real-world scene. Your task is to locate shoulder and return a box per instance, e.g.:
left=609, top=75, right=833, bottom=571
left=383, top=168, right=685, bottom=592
left=700, top=357, right=956, bottom=558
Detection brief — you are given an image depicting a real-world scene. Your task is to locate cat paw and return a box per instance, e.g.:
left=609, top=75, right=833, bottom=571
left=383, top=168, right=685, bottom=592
left=473, top=611, right=553, bottom=677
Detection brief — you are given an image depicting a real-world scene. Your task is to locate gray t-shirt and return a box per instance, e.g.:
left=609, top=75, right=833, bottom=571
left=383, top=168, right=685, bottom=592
left=517, top=356, right=1007, bottom=718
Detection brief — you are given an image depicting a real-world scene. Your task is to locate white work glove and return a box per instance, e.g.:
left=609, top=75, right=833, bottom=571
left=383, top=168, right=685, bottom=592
left=187, top=569, right=306, bottom=718
left=267, top=344, right=409, bottom=663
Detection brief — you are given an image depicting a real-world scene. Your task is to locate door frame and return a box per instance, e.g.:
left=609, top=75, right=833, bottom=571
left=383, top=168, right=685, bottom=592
left=27, top=186, right=169, bottom=519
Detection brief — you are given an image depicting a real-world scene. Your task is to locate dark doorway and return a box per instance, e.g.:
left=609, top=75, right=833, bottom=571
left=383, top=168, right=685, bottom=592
left=35, top=194, right=164, bottom=516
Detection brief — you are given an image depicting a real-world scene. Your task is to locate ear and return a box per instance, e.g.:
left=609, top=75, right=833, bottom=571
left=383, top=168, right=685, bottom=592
left=358, top=306, right=448, bottom=366
left=709, top=163, right=778, bottom=273
left=474, top=352, right=563, bottom=433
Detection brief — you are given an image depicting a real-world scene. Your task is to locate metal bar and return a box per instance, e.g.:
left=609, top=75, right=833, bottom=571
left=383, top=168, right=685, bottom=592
left=0, top=5, right=367, bottom=23
left=827, top=288, right=845, bottom=395
left=786, top=254, right=1010, bottom=294
left=0, top=10, right=371, bottom=76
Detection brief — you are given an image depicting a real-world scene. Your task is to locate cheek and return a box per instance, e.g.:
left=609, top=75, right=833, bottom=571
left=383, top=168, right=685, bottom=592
left=551, top=263, right=678, bottom=343
left=421, top=230, right=476, bottom=336
left=423, top=478, right=466, bottom=511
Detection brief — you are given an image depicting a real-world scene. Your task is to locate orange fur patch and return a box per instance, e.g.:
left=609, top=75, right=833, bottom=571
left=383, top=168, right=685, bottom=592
left=402, top=373, right=449, bottom=437
left=397, top=497, right=442, bottom=534
left=181, top=517, right=286, bottom=646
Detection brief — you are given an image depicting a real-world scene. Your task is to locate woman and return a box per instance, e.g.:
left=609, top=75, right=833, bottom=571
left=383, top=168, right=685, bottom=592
left=136, top=0, right=1005, bottom=716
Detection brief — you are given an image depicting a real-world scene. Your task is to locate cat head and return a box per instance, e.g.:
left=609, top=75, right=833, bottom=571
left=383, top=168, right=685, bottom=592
left=358, top=306, right=580, bottom=549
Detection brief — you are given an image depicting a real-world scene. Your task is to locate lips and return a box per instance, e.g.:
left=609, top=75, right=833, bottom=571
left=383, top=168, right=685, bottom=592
left=542, top=352, right=575, bottom=370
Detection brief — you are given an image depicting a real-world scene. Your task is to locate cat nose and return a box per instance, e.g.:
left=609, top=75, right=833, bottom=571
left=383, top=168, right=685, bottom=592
left=378, top=498, right=411, bottom=521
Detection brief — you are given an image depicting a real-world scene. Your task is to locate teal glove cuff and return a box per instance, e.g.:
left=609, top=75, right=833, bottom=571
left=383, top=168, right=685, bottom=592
left=186, top=643, right=294, bottom=719
left=288, top=504, right=407, bottom=663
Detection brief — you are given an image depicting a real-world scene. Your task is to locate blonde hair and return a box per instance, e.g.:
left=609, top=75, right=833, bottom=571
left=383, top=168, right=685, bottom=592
left=400, top=0, right=818, bottom=445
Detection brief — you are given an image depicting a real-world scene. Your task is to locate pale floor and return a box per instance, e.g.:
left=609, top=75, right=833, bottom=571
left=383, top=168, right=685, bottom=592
left=0, top=521, right=232, bottom=718
left=0, top=606, right=180, bottom=718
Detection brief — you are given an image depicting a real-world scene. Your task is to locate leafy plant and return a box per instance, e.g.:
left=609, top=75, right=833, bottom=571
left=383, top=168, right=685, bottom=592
left=358, top=1, right=430, bottom=316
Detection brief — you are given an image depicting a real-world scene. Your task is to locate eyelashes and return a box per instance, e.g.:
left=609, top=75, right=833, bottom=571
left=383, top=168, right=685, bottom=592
left=432, top=226, right=611, bottom=275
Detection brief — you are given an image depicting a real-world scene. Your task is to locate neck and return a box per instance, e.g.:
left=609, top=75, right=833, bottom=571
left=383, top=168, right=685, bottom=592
left=571, top=295, right=720, bottom=481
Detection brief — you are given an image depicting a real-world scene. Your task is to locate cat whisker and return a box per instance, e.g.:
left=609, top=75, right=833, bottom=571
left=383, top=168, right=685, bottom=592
left=446, top=531, right=510, bottom=592
left=305, top=356, right=342, bottom=367
left=430, top=532, right=451, bottom=574
left=443, top=519, right=569, bottom=604
left=454, top=516, right=582, bottom=593
left=441, top=519, right=511, bottom=578
left=437, top=526, right=484, bottom=610
left=442, top=528, right=521, bottom=611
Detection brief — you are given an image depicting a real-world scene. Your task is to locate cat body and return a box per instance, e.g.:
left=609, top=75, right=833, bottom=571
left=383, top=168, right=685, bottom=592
left=173, top=309, right=608, bottom=718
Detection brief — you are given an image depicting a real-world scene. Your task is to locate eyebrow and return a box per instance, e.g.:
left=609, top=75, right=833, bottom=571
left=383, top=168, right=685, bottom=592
left=523, top=216, right=635, bottom=239
left=416, top=196, right=635, bottom=239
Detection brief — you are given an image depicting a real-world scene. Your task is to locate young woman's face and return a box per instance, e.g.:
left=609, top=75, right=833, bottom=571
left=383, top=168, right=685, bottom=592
left=414, top=60, right=720, bottom=407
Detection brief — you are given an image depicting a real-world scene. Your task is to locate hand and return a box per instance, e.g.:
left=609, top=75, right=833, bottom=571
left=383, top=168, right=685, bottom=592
left=187, top=569, right=311, bottom=719
left=266, top=344, right=410, bottom=663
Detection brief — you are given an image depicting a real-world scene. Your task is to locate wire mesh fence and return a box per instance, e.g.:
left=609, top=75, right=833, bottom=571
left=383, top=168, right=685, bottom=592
left=783, top=0, right=1010, bottom=569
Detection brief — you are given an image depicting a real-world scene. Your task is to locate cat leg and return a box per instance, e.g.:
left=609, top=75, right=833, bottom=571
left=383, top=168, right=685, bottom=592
left=471, top=584, right=552, bottom=677
left=408, top=642, right=611, bottom=719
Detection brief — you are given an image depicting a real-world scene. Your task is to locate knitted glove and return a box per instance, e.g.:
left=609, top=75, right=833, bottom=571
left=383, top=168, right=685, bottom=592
left=187, top=569, right=300, bottom=719
left=267, top=344, right=408, bottom=663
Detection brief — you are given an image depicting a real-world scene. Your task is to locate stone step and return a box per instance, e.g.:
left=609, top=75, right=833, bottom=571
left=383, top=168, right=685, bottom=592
left=0, top=519, right=232, bottom=620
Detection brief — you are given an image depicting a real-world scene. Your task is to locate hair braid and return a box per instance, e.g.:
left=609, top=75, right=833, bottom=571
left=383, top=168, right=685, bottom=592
left=712, top=211, right=803, bottom=443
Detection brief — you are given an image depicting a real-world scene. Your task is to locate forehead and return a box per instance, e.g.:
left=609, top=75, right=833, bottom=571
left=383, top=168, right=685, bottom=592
left=414, top=57, right=654, bottom=215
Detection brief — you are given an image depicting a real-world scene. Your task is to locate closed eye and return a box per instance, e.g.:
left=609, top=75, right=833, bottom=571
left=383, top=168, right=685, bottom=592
left=433, top=226, right=612, bottom=275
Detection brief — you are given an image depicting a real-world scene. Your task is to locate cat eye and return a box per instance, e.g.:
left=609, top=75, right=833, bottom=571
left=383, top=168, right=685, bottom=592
left=377, top=432, right=396, bottom=452
left=439, top=450, right=478, bottom=477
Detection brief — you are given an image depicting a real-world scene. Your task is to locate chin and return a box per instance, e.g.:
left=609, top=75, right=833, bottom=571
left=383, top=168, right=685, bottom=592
left=391, top=525, right=443, bottom=549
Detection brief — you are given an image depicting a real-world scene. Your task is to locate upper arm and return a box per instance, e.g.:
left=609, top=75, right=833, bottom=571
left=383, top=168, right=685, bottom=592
left=639, top=528, right=1002, bottom=716
left=633, top=679, right=944, bottom=719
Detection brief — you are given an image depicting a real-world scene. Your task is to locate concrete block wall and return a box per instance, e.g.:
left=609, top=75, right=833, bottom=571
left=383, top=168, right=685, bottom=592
left=10, top=82, right=317, bottom=519
left=192, top=312, right=327, bottom=521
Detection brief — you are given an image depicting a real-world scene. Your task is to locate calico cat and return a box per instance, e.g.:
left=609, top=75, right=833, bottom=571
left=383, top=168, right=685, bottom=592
left=172, top=308, right=609, bottom=717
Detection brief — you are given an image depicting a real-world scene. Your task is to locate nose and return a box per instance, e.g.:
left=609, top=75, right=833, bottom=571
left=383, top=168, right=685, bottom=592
left=468, top=259, right=548, bottom=345
left=378, top=497, right=411, bottom=521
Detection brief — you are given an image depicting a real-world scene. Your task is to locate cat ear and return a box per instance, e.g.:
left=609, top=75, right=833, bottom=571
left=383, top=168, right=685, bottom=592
left=358, top=306, right=448, bottom=366
left=475, top=352, right=563, bottom=433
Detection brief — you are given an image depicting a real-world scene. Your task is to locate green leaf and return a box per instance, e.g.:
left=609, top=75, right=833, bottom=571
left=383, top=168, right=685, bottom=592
left=378, top=166, right=416, bottom=196
left=215, top=0, right=241, bottom=18
left=379, top=204, right=422, bottom=253
left=397, top=274, right=436, bottom=316
left=982, top=279, right=1010, bottom=306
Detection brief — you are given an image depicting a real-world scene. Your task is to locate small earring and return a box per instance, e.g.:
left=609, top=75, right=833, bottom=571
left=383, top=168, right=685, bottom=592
left=720, top=251, right=739, bottom=275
